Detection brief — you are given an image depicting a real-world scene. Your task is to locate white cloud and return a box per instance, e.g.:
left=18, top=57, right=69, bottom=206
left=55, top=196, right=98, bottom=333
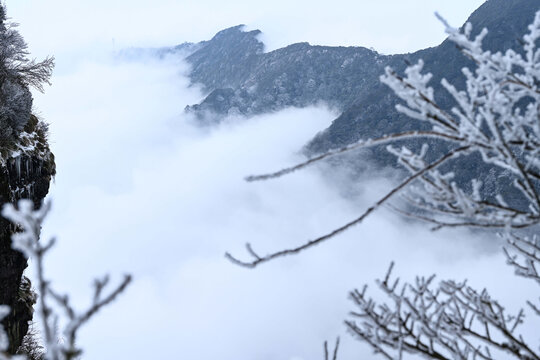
left=29, top=53, right=538, bottom=359
left=8, top=1, right=536, bottom=358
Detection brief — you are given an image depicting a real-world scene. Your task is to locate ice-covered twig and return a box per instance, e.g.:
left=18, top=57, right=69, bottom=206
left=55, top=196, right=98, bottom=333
left=232, top=9, right=540, bottom=268
left=227, top=10, right=540, bottom=360
left=245, top=131, right=464, bottom=182
left=227, top=146, right=470, bottom=267
left=2, top=200, right=131, bottom=360
left=347, top=263, right=540, bottom=360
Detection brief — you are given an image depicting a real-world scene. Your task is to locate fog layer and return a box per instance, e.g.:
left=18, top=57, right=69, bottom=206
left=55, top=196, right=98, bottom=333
left=32, top=54, right=537, bottom=360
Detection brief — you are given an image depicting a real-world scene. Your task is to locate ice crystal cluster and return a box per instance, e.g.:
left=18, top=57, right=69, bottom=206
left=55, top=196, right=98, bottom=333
left=381, top=11, right=540, bottom=230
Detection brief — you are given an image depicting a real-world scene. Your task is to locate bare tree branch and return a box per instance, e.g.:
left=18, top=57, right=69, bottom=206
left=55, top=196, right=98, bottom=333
left=2, top=200, right=131, bottom=360
left=246, top=131, right=464, bottom=182
left=227, top=146, right=470, bottom=267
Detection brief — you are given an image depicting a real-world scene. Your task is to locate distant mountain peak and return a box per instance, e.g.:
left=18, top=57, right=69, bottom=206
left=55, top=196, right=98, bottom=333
left=183, top=24, right=265, bottom=91
left=212, top=24, right=261, bottom=39
left=169, top=0, right=538, bottom=205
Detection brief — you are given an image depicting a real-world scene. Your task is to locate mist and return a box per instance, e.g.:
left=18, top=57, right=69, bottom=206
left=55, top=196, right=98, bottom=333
left=26, top=50, right=539, bottom=360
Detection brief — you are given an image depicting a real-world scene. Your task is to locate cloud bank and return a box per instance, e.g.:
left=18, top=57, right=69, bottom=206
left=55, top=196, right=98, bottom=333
left=26, top=52, right=539, bottom=360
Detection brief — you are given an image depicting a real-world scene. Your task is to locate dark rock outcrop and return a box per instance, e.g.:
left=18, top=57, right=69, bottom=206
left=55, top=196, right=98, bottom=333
left=0, top=115, right=55, bottom=354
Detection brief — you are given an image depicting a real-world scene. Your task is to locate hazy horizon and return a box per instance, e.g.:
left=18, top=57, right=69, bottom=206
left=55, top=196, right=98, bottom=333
left=11, top=0, right=484, bottom=65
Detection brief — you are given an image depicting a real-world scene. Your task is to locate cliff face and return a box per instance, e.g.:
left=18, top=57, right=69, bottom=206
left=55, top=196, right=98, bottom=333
left=0, top=115, right=55, bottom=354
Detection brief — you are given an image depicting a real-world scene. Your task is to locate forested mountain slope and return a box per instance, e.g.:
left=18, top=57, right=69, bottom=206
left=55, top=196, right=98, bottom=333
left=179, top=0, right=537, bottom=150
left=163, top=0, right=539, bottom=204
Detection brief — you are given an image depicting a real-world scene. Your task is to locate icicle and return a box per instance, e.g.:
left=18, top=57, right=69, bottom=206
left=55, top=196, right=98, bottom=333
left=14, top=156, right=21, bottom=179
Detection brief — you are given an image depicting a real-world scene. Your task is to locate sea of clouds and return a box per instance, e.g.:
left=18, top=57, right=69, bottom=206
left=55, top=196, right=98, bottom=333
left=25, top=51, right=539, bottom=360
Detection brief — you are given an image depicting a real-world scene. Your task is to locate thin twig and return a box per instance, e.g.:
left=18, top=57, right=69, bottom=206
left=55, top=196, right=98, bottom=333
left=245, top=131, right=463, bottom=182
left=227, top=146, right=470, bottom=267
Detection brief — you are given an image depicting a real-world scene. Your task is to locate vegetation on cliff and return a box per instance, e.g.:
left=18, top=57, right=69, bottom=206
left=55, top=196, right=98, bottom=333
left=0, top=1, right=54, bottom=356
left=0, top=4, right=53, bottom=153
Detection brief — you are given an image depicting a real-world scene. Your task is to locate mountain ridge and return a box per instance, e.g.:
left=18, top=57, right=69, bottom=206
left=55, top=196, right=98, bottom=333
left=158, top=0, right=539, bottom=205
left=180, top=25, right=385, bottom=122
left=176, top=0, right=538, bottom=140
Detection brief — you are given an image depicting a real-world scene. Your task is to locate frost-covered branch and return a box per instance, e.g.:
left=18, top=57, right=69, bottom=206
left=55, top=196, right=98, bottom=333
left=504, top=232, right=540, bottom=285
left=0, top=9, right=54, bottom=93
left=0, top=4, right=54, bottom=149
left=227, top=146, right=470, bottom=267
left=346, top=263, right=539, bottom=360
left=378, top=10, right=540, bottom=228
left=245, top=130, right=464, bottom=182
left=1, top=200, right=131, bottom=360
left=225, top=9, right=540, bottom=360
left=228, top=11, right=540, bottom=268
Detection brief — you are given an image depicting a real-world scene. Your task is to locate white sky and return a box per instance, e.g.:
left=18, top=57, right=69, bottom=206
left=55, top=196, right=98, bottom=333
left=5, top=1, right=534, bottom=360
left=9, top=0, right=484, bottom=61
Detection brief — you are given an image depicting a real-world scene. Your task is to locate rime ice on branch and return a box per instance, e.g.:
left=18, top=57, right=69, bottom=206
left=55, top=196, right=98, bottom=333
left=0, top=5, right=53, bottom=149
left=227, top=11, right=540, bottom=269
left=347, top=262, right=538, bottom=360
left=1, top=200, right=131, bottom=360
left=339, top=12, right=540, bottom=360
left=227, top=10, right=540, bottom=360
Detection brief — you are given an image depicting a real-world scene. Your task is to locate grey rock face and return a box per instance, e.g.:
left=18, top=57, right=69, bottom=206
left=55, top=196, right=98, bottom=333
left=0, top=115, right=55, bottom=354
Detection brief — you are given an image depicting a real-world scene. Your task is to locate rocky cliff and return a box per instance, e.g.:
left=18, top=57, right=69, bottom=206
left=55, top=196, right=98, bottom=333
left=0, top=115, right=55, bottom=354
